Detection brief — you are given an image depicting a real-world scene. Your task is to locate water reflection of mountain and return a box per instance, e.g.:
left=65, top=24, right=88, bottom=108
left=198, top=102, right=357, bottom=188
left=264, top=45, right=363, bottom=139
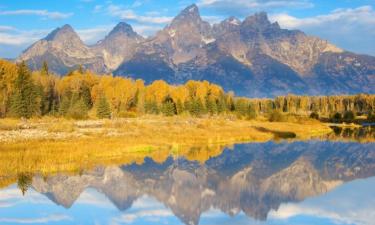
left=31, top=141, right=375, bottom=225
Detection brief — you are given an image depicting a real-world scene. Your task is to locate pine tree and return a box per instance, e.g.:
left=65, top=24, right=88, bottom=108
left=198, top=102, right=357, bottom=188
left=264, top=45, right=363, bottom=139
left=161, top=98, right=176, bottom=117
left=206, top=97, right=218, bottom=115
left=41, top=61, right=49, bottom=76
left=67, top=98, right=88, bottom=119
left=10, top=62, right=38, bottom=118
left=96, top=95, right=111, bottom=119
left=176, top=99, right=184, bottom=115
left=189, top=98, right=204, bottom=117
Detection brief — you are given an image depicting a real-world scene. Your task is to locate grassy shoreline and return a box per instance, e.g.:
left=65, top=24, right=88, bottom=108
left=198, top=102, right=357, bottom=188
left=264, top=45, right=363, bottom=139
left=0, top=116, right=332, bottom=144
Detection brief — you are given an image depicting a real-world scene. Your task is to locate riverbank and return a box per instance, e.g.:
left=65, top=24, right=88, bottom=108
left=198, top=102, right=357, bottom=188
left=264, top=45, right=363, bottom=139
left=0, top=116, right=332, bottom=144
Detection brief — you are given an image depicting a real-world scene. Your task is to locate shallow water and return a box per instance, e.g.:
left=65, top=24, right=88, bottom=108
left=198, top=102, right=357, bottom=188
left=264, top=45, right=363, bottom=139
left=0, top=129, right=374, bottom=225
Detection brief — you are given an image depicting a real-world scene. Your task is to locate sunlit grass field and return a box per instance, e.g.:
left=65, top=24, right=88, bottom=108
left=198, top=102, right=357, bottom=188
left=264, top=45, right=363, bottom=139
left=0, top=115, right=336, bottom=189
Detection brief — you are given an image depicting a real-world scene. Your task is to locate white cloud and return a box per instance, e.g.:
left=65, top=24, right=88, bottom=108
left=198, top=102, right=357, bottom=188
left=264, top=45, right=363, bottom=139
left=270, top=5, right=375, bottom=29
left=77, top=26, right=113, bottom=44
left=132, top=24, right=164, bottom=37
left=0, top=25, right=16, bottom=32
left=0, top=28, right=49, bottom=45
left=269, top=5, right=375, bottom=55
left=198, top=0, right=314, bottom=16
left=0, top=9, right=73, bottom=19
left=0, top=214, right=72, bottom=224
left=107, top=4, right=173, bottom=24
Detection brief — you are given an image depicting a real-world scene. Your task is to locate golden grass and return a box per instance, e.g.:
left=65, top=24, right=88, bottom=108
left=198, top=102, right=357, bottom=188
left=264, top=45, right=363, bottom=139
left=0, top=116, right=335, bottom=188
left=0, top=118, right=21, bottom=130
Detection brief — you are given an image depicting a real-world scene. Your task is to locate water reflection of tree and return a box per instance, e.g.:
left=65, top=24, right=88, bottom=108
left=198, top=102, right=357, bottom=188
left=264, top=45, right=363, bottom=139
left=17, top=173, right=33, bottom=196
left=329, top=126, right=375, bottom=142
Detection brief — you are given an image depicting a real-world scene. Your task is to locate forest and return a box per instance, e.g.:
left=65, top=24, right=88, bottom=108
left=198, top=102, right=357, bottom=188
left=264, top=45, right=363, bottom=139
left=1, top=59, right=374, bottom=122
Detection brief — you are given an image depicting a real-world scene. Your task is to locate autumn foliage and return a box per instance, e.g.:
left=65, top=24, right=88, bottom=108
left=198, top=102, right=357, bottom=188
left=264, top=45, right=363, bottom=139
left=0, top=59, right=374, bottom=120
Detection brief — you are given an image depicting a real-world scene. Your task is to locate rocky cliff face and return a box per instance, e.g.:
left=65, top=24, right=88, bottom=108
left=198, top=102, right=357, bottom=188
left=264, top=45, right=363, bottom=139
left=92, top=22, right=144, bottom=71
left=17, top=4, right=375, bottom=97
left=18, top=25, right=107, bottom=74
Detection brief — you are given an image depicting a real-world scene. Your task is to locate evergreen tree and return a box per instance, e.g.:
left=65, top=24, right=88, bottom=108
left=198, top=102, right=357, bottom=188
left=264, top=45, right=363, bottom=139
left=10, top=62, right=38, bottom=118
left=161, top=97, right=176, bottom=117
left=67, top=98, right=88, bottom=119
left=96, top=95, right=111, bottom=119
left=41, top=61, right=49, bottom=76
left=189, top=98, right=204, bottom=117
left=80, top=84, right=92, bottom=109
left=145, top=100, right=159, bottom=114
left=176, top=99, right=184, bottom=115
left=206, top=97, right=218, bottom=115
left=78, top=64, right=84, bottom=74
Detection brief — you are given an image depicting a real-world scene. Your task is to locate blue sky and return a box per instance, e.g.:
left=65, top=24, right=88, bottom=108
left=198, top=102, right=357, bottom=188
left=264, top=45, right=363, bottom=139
left=0, top=0, right=375, bottom=58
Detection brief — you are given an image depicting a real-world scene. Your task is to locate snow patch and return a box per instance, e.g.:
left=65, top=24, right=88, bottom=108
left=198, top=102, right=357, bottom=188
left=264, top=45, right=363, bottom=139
left=168, top=29, right=176, bottom=38
left=202, top=36, right=215, bottom=44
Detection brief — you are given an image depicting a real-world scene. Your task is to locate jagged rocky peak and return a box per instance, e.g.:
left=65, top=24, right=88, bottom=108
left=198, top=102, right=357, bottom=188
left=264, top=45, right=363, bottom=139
left=108, top=22, right=139, bottom=38
left=169, top=4, right=206, bottom=29
left=44, top=24, right=81, bottom=42
left=242, top=12, right=280, bottom=30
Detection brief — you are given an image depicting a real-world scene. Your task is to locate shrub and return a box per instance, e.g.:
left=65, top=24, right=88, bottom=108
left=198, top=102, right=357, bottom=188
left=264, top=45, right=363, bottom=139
left=368, top=111, right=375, bottom=121
left=309, top=112, right=319, bottom=120
left=343, top=111, right=355, bottom=121
left=268, top=110, right=286, bottom=122
left=331, top=112, right=342, bottom=123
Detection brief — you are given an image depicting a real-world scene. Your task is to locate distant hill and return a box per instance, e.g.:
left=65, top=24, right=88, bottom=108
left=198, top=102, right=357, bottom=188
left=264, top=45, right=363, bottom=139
left=17, top=4, right=375, bottom=97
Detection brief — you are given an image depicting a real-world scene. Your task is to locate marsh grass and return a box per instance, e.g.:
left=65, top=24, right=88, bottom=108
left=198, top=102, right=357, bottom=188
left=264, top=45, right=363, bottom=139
left=0, top=119, right=21, bottom=130
left=0, top=116, right=336, bottom=188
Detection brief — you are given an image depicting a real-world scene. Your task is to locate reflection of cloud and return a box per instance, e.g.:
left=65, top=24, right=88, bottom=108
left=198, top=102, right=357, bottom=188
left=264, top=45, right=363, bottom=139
left=0, top=187, right=51, bottom=206
left=113, top=209, right=173, bottom=224
left=0, top=201, right=15, bottom=208
left=75, top=189, right=113, bottom=208
left=110, top=196, right=173, bottom=224
left=269, top=177, right=375, bottom=225
left=0, top=214, right=72, bottom=224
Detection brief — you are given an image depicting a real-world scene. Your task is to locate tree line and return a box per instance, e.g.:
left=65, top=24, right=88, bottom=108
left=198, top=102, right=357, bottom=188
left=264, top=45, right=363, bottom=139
left=0, top=60, right=374, bottom=121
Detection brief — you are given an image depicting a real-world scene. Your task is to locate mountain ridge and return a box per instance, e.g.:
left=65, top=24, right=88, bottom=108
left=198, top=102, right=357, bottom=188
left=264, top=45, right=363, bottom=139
left=16, top=4, right=375, bottom=97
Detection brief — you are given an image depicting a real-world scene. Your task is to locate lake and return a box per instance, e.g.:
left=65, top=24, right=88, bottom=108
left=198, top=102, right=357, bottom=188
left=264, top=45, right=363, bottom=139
left=0, top=127, right=374, bottom=225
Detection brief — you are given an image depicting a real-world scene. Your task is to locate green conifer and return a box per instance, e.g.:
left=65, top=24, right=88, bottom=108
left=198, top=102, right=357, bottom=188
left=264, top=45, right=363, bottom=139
left=96, top=95, right=111, bottom=119
left=10, top=62, right=38, bottom=118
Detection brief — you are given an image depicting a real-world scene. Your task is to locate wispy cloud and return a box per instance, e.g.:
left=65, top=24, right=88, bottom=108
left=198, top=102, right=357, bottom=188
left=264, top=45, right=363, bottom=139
left=270, top=5, right=375, bottom=28
left=269, top=5, right=375, bottom=55
left=0, top=28, right=48, bottom=45
left=0, top=9, right=73, bottom=19
left=107, top=4, right=172, bottom=24
left=112, top=209, right=173, bottom=224
left=0, top=214, right=72, bottom=224
left=198, top=0, right=314, bottom=16
left=77, top=26, right=113, bottom=44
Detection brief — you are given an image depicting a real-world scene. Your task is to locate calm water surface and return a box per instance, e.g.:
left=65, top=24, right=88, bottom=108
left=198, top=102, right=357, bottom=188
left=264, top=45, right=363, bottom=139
left=0, top=127, right=374, bottom=225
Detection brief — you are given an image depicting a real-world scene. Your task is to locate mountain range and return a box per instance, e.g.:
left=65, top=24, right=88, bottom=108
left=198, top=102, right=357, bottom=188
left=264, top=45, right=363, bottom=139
left=17, top=4, right=375, bottom=97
